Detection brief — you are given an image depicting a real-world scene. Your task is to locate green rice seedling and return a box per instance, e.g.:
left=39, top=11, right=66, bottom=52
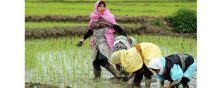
left=25, top=35, right=196, bottom=87
left=25, top=21, right=141, bottom=30
left=25, top=1, right=196, bottom=16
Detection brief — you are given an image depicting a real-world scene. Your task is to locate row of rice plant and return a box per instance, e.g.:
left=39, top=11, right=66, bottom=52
left=25, top=35, right=196, bottom=87
left=25, top=22, right=142, bottom=29
left=25, top=0, right=196, bottom=1
left=25, top=1, right=196, bottom=16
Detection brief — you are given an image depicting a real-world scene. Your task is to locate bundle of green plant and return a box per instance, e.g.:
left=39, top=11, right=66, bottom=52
left=166, top=8, right=197, bottom=33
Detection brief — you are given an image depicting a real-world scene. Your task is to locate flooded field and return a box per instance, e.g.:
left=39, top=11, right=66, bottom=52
left=25, top=0, right=197, bottom=87
left=25, top=35, right=196, bottom=88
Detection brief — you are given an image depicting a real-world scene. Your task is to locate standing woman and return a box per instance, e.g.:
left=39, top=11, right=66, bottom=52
left=77, top=0, right=129, bottom=81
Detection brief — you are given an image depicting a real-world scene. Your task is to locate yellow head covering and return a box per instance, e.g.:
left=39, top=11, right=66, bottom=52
left=110, top=42, right=162, bottom=73
left=110, top=50, right=126, bottom=64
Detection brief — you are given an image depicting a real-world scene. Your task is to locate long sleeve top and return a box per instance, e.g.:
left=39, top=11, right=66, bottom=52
left=83, top=24, right=127, bottom=40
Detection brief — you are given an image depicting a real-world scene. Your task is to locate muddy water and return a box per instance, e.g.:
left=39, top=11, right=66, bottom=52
left=25, top=48, right=197, bottom=88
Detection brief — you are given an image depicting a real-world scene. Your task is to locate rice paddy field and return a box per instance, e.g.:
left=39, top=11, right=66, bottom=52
left=25, top=0, right=197, bottom=88
left=25, top=35, right=197, bottom=88
left=25, top=1, right=196, bottom=16
left=25, top=22, right=142, bottom=29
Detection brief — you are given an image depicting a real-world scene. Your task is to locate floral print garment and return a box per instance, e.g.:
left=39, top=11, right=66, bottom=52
left=90, top=17, right=114, bottom=60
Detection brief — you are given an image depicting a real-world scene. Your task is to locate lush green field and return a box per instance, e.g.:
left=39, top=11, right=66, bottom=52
left=26, top=0, right=196, bottom=1
left=25, top=1, right=196, bottom=16
left=25, top=22, right=87, bottom=29
left=25, top=0, right=197, bottom=87
left=25, top=35, right=196, bottom=87
left=25, top=22, right=142, bottom=29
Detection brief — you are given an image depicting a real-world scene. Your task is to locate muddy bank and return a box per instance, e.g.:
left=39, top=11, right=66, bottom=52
left=25, top=82, right=59, bottom=88
left=25, top=25, right=196, bottom=39
left=25, top=15, right=196, bottom=39
left=25, top=15, right=156, bottom=24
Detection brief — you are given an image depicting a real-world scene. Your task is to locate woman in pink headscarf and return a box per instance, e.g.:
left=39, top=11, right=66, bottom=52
left=77, top=0, right=129, bottom=81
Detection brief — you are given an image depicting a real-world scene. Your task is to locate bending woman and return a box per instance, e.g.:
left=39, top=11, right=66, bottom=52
left=111, top=42, right=162, bottom=88
left=149, top=54, right=196, bottom=88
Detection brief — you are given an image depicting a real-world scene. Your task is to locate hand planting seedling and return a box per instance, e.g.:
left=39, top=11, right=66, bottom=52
left=76, top=39, right=84, bottom=47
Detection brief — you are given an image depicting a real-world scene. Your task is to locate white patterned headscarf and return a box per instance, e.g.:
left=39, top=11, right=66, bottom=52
left=113, top=36, right=136, bottom=52
left=149, top=58, right=162, bottom=69
left=149, top=58, right=164, bottom=75
left=129, top=36, right=136, bottom=47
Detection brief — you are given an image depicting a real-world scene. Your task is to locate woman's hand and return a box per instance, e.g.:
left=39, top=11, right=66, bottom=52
left=165, top=84, right=172, bottom=88
left=76, top=38, right=84, bottom=47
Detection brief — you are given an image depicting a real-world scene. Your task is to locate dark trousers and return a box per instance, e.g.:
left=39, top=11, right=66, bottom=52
left=132, top=64, right=153, bottom=85
left=92, top=50, right=110, bottom=71
left=180, top=77, right=190, bottom=88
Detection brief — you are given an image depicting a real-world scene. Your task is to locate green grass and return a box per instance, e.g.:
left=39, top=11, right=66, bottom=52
left=25, top=35, right=196, bottom=87
left=25, top=22, right=142, bottom=29
left=26, top=0, right=196, bottom=1
left=25, top=22, right=88, bottom=29
left=25, top=0, right=197, bottom=87
left=25, top=1, right=196, bottom=16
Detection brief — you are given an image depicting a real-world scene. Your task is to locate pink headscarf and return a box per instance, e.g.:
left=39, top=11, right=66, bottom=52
left=89, top=0, right=117, bottom=50
left=89, top=0, right=117, bottom=26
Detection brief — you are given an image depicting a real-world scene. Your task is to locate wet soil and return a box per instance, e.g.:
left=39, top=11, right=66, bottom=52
left=25, top=15, right=196, bottom=39
left=25, top=82, right=59, bottom=88
left=25, top=25, right=196, bottom=39
left=25, top=15, right=157, bottom=24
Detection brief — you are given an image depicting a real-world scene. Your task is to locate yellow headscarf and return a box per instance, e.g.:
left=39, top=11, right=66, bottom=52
left=110, top=48, right=143, bottom=73
left=110, top=50, right=125, bottom=64
left=110, top=42, right=162, bottom=73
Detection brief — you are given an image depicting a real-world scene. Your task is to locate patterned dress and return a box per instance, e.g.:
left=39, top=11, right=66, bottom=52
left=90, top=17, right=114, bottom=60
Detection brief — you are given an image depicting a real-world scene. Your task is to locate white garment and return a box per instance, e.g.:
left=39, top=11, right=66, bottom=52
left=114, top=36, right=131, bottom=48
left=113, top=36, right=136, bottom=52
left=92, top=28, right=112, bottom=60
left=149, top=58, right=164, bottom=75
